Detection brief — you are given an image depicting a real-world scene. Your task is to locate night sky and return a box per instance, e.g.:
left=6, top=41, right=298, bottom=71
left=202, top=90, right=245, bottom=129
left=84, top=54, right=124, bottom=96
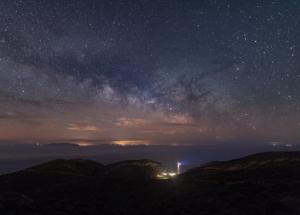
left=0, top=0, right=299, bottom=145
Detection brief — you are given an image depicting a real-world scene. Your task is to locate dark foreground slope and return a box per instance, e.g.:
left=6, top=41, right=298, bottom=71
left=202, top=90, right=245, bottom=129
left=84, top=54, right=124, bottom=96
left=1, top=152, right=300, bottom=215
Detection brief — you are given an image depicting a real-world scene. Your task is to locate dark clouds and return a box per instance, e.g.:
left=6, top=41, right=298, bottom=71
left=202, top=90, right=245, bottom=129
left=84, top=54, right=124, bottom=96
left=0, top=0, right=299, bottom=143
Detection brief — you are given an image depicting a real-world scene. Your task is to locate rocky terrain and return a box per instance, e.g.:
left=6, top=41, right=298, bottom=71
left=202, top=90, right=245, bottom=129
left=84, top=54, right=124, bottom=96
left=1, top=152, right=300, bottom=215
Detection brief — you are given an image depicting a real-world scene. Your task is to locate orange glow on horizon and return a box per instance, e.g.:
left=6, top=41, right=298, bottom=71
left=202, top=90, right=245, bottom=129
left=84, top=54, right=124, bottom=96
left=112, top=140, right=150, bottom=146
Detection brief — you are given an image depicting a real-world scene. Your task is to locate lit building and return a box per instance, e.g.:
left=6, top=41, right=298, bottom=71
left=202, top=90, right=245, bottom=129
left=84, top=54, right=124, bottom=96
left=177, top=161, right=182, bottom=174
left=156, top=161, right=182, bottom=179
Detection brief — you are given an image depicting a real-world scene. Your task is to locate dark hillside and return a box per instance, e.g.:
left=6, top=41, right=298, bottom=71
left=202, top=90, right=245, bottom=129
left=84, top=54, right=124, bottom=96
left=1, top=152, right=300, bottom=215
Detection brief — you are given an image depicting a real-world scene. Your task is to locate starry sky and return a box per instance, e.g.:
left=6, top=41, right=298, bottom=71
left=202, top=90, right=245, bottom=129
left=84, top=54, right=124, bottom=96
left=0, top=0, right=299, bottom=145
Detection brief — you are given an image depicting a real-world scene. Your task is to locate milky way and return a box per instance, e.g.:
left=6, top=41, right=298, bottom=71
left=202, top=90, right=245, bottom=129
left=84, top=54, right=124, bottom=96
left=0, top=0, right=299, bottom=144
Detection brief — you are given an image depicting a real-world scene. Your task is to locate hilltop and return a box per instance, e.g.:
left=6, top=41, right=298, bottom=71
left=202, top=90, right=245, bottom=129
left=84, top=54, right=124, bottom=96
left=1, top=151, right=300, bottom=215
